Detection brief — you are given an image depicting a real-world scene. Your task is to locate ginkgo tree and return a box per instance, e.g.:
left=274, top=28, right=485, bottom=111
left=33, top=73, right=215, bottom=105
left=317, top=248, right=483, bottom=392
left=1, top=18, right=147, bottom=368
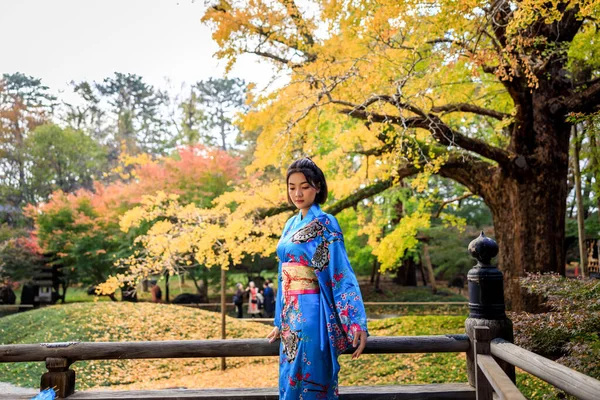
left=199, top=0, right=600, bottom=310
left=96, top=185, right=289, bottom=295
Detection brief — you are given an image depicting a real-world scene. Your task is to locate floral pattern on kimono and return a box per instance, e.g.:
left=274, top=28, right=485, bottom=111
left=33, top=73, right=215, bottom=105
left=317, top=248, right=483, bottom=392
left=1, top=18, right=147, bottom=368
left=274, top=204, right=368, bottom=399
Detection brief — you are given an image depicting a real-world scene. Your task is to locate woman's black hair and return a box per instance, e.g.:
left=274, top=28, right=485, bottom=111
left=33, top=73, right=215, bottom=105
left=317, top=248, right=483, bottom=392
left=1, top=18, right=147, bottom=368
left=286, top=157, right=328, bottom=206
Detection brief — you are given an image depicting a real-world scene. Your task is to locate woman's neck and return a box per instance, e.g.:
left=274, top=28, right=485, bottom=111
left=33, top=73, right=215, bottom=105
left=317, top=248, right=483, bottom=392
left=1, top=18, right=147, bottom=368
left=300, top=204, right=312, bottom=219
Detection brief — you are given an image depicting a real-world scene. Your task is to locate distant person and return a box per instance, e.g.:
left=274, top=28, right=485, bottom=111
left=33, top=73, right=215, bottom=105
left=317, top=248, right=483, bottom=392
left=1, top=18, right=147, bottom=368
left=246, top=281, right=262, bottom=318
left=263, top=280, right=275, bottom=318
left=151, top=283, right=162, bottom=303
left=233, top=282, right=244, bottom=318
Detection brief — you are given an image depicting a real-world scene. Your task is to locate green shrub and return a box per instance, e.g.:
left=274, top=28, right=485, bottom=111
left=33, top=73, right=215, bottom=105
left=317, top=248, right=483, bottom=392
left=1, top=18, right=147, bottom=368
left=512, top=273, right=600, bottom=398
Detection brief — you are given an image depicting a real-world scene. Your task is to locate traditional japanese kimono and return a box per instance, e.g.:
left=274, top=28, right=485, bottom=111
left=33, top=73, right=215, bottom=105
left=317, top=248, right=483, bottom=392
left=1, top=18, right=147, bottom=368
left=274, top=203, right=368, bottom=399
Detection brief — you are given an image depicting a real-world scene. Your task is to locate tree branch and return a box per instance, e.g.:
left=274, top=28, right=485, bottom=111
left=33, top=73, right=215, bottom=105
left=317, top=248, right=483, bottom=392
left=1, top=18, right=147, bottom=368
left=257, top=203, right=295, bottom=219
left=338, top=108, right=512, bottom=167
left=281, top=0, right=315, bottom=47
left=434, top=193, right=474, bottom=218
left=350, top=143, right=394, bottom=157
left=436, top=154, right=496, bottom=201
left=256, top=179, right=394, bottom=219
left=561, top=79, right=600, bottom=114
left=326, top=179, right=393, bottom=215
left=256, top=152, right=495, bottom=220
left=247, top=50, right=295, bottom=66
left=431, top=103, right=510, bottom=120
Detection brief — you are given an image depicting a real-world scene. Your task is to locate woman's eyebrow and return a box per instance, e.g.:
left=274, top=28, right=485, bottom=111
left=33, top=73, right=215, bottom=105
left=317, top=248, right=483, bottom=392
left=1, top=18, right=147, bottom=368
left=288, top=181, right=309, bottom=185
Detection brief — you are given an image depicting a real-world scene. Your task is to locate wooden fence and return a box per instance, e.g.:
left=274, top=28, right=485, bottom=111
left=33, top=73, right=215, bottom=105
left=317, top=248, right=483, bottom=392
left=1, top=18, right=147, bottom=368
left=1, top=233, right=600, bottom=399
left=1, top=328, right=600, bottom=399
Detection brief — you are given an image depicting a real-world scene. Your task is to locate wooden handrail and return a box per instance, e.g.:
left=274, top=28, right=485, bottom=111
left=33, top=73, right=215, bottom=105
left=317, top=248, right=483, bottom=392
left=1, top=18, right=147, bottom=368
left=491, top=338, right=600, bottom=400
left=180, top=301, right=468, bottom=308
left=477, top=354, right=525, bottom=400
left=0, top=335, right=470, bottom=363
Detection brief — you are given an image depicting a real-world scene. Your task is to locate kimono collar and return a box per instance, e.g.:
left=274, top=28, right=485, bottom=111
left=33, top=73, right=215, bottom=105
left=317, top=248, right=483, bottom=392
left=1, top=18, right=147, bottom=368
left=298, top=203, right=323, bottom=221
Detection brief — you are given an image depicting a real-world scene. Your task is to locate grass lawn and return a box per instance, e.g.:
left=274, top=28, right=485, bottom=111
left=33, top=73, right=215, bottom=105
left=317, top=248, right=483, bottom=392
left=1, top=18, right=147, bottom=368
left=0, top=302, right=554, bottom=398
left=7, top=275, right=467, bottom=320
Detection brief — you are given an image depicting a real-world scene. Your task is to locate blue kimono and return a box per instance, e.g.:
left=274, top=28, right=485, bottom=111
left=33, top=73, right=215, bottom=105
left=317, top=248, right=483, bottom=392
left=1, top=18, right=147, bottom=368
left=274, top=203, right=368, bottom=399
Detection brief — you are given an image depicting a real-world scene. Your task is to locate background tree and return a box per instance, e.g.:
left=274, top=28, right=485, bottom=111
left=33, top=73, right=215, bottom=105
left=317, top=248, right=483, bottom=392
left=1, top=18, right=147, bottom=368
left=72, top=72, right=173, bottom=157
left=62, top=81, right=109, bottom=143
left=0, top=73, right=57, bottom=207
left=202, top=0, right=600, bottom=310
left=187, top=78, right=248, bottom=150
left=25, top=124, right=108, bottom=202
left=0, top=234, right=41, bottom=283
left=28, top=145, right=241, bottom=295
left=176, top=86, right=205, bottom=145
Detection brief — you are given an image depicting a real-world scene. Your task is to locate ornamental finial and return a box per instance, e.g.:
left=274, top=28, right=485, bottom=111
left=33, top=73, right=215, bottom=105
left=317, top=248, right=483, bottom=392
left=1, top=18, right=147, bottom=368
left=468, top=231, right=498, bottom=266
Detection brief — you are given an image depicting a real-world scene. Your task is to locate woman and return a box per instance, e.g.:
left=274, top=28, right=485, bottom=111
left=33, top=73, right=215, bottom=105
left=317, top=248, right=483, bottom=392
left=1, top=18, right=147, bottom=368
left=246, top=281, right=262, bottom=318
left=266, top=157, right=368, bottom=399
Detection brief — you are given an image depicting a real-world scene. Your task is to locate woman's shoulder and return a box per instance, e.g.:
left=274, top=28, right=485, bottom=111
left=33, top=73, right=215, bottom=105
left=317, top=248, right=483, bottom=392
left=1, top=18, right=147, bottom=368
left=316, top=212, right=342, bottom=233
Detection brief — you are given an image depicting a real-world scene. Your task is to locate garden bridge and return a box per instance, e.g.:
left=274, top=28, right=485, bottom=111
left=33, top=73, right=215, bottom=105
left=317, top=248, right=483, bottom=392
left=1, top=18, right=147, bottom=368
left=1, top=233, right=600, bottom=399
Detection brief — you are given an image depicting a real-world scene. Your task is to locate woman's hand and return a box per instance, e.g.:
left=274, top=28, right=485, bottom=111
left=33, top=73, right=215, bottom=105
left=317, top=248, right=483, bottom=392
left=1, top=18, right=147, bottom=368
left=267, top=327, right=280, bottom=343
left=352, top=331, right=367, bottom=359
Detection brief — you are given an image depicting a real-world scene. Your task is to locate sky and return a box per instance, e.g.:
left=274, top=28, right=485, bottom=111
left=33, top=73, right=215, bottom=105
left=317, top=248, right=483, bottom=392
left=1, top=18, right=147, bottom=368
left=0, top=0, right=278, bottom=101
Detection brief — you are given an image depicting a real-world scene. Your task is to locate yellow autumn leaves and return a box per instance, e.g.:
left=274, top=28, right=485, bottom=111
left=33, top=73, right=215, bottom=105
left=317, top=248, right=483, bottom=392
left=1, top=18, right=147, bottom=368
left=97, top=189, right=290, bottom=295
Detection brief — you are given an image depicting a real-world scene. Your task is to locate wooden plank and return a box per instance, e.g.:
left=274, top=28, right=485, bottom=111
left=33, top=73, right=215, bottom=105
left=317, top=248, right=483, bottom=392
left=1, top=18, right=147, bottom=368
left=473, top=326, right=493, bottom=400
left=0, top=335, right=469, bottom=363
left=491, top=338, right=600, bottom=400
left=179, top=302, right=468, bottom=307
left=66, top=384, right=476, bottom=399
left=363, top=302, right=467, bottom=306
left=179, top=304, right=229, bottom=307
left=0, top=305, right=34, bottom=309
left=31, top=279, right=54, bottom=286
left=477, top=354, right=525, bottom=400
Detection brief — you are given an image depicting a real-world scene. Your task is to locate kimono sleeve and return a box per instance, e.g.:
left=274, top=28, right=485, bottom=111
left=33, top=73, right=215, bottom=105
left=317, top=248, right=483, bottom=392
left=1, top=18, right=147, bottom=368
left=274, top=217, right=294, bottom=330
left=323, top=216, right=368, bottom=338
left=274, top=278, right=283, bottom=329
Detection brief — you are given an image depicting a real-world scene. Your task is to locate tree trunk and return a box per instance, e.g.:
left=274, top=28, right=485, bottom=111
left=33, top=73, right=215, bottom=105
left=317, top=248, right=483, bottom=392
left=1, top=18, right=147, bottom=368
left=573, top=125, right=588, bottom=278
left=393, top=258, right=417, bottom=286
left=486, top=131, right=569, bottom=311
left=164, top=272, right=170, bottom=303
left=418, top=258, right=427, bottom=286
left=374, top=270, right=382, bottom=293
left=370, top=258, right=378, bottom=284
left=421, top=244, right=437, bottom=294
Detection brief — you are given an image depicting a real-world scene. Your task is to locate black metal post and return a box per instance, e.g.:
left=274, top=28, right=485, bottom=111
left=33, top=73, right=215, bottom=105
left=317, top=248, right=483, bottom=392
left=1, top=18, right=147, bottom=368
left=464, top=232, right=515, bottom=387
left=467, top=232, right=505, bottom=319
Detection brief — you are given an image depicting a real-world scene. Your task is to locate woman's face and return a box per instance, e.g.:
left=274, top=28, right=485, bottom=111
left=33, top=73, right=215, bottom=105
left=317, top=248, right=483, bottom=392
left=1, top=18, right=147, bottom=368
left=288, top=172, right=319, bottom=213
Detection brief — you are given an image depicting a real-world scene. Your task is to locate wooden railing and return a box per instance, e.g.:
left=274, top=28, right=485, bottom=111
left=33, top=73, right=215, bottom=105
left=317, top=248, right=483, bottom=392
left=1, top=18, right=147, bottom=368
left=1, top=335, right=475, bottom=399
left=3, top=233, right=600, bottom=399
left=2, top=329, right=600, bottom=399
left=472, top=326, right=600, bottom=400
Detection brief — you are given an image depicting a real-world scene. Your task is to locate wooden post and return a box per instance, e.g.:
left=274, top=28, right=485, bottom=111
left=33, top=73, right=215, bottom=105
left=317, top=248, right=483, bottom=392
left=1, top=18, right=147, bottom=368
left=474, top=326, right=493, bottom=400
left=220, top=265, right=227, bottom=371
left=41, top=357, right=75, bottom=398
left=465, top=232, right=515, bottom=387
